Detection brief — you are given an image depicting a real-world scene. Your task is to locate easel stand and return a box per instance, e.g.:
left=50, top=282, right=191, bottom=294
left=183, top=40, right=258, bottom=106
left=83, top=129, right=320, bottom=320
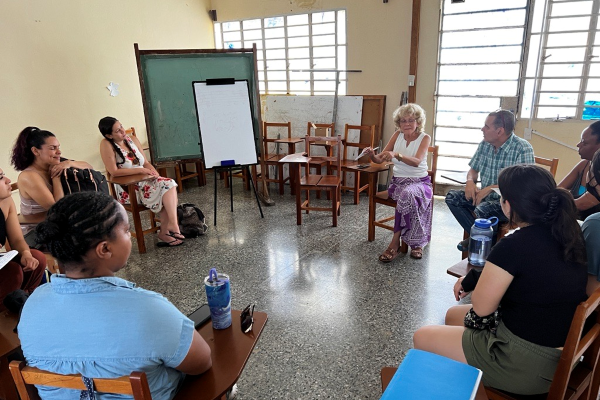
left=213, top=165, right=264, bottom=226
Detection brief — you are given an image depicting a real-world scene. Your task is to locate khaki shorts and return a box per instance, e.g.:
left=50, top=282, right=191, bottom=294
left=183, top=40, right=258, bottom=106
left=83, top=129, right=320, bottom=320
left=463, top=321, right=561, bottom=395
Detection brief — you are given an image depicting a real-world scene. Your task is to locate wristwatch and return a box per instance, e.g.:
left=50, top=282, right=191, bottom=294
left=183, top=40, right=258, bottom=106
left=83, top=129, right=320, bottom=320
left=395, top=153, right=403, bottom=162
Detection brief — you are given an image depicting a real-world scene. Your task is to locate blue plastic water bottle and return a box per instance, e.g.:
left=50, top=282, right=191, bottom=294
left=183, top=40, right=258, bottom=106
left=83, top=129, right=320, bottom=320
left=468, top=217, right=498, bottom=267
left=204, top=268, right=232, bottom=329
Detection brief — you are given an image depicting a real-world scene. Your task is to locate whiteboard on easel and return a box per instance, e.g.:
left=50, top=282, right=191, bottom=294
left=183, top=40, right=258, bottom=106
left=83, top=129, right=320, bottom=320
left=193, top=80, right=258, bottom=168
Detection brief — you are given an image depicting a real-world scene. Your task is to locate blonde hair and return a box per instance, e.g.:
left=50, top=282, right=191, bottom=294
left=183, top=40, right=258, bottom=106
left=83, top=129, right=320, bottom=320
left=393, top=103, right=426, bottom=133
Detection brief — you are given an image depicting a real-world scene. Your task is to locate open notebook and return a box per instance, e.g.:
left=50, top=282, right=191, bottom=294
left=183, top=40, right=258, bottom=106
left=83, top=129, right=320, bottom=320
left=0, top=250, right=19, bottom=271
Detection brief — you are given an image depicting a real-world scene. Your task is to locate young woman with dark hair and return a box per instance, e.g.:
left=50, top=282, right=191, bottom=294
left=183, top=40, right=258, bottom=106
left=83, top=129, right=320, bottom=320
left=412, top=164, right=587, bottom=398
left=0, top=168, right=45, bottom=305
left=11, top=127, right=92, bottom=228
left=18, top=192, right=212, bottom=400
left=98, top=117, right=184, bottom=247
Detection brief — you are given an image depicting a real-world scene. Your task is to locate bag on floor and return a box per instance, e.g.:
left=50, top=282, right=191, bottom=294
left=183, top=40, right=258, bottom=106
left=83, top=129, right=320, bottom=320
left=60, top=167, right=109, bottom=196
left=177, top=203, right=208, bottom=238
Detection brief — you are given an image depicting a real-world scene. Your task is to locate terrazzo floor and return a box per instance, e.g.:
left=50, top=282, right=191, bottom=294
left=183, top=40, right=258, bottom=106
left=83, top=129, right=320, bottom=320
left=117, top=176, right=467, bottom=399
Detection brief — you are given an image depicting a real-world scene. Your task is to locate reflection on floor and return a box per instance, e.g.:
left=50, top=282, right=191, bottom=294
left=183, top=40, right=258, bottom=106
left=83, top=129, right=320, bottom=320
left=118, top=176, right=466, bottom=399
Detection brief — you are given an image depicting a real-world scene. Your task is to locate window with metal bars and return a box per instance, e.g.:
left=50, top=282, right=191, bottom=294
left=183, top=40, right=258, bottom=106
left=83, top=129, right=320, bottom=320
left=434, top=0, right=530, bottom=180
left=522, top=0, right=600, bottom=120
left=213, top=10, right=347, bottom=96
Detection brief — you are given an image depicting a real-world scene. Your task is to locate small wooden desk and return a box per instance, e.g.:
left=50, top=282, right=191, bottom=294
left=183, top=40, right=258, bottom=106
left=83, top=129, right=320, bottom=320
left=345, top=162, right=392, bottom=241
left=447, top=258, right=482, bottom=279
left=279, top=153, right=309, bottom=196
left=0, top=311, right=21, bottom=400
left=274, top=137, right=303, bottom=156
left=106, top=173, right=155, bottom=254
left=175, top=310, right=268, bottom=400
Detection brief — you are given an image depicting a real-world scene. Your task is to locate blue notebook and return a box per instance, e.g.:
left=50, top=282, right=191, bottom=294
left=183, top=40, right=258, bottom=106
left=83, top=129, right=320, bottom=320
left=381, top=349, right=482, bottom=400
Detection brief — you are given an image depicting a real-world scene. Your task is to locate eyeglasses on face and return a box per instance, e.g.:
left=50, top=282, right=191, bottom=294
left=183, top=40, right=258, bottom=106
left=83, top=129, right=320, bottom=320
left=240, top=304, right=255, bottom=333
left=399, top=119, right=416, bottom=124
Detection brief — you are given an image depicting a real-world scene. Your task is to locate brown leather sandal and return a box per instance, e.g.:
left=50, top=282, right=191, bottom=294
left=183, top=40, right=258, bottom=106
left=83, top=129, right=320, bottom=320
left=379, top=246, right=401, bottom=263
left=410, top=247, right=423, bottom=259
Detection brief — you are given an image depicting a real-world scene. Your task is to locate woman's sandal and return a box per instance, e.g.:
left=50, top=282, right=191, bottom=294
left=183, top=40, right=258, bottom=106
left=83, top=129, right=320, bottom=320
left=168, top=231, right=186, bottom=240
left=157, top=239, right=184, bottom=248
left=410, top=247, right=423, bottom=259
left=379, top=246, right=401, bottom=263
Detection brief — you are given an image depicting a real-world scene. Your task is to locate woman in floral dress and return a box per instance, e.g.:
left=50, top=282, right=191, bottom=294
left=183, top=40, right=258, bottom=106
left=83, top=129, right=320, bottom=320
left=98, top=116, right=184, bottom=247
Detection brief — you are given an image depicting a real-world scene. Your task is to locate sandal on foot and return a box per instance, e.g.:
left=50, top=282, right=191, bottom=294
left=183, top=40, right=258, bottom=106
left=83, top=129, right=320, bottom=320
left=157, top=239, right=184, bottom=248
left=168, top=231, right=186, bottom=240
left=379, top=246, right=401, bottom=263
left=410, top=247, right=423, bottom=259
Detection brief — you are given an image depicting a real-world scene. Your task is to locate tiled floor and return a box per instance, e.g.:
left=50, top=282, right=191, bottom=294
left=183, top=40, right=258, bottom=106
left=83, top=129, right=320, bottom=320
left=117, top=176, right=467, bottom=399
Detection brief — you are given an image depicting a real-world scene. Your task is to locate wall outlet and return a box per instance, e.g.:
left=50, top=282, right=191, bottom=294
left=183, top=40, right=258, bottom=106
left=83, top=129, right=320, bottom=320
left=524, top=128, right=532, bottom=140
left=408, top=75, right=415, bottom=87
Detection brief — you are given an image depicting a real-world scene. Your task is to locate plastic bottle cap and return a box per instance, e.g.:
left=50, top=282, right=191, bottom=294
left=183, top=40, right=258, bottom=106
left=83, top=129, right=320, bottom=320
left=474, top=218, right=492, bottom=228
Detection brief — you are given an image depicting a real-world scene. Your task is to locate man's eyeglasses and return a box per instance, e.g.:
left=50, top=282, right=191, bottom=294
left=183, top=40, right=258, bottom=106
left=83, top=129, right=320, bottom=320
left=240, top=304, right=255, bottom=333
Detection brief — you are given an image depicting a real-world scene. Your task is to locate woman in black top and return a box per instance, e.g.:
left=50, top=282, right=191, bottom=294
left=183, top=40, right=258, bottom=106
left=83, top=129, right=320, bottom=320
left=413, top=164, right=587, bottom=398
left=0, top=168, right=46, bottom=306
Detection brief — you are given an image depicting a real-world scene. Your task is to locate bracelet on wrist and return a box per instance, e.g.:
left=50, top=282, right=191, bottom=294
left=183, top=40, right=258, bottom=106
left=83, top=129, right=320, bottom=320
left=395, top=153, right=403, bottom=162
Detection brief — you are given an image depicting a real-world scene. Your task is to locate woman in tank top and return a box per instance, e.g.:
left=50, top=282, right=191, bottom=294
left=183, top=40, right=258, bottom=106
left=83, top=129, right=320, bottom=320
left=0, top=167, right=46, bottom=305
left=11, top=127, right=92, bottom=232
left=364, top=103, right=432, bottom=261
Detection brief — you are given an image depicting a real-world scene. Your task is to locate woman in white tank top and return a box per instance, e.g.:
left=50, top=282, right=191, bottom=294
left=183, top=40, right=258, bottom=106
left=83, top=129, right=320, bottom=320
left=364, top=104, right=433, bottom=261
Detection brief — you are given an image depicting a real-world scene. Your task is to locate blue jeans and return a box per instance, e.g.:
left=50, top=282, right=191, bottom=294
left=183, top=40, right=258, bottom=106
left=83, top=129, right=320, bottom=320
left=445, top=190, right=507, bottom=234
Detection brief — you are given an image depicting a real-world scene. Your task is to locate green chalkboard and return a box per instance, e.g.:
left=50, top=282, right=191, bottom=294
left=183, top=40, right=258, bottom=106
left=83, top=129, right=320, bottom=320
left=136, top=46, right=261, bottom=164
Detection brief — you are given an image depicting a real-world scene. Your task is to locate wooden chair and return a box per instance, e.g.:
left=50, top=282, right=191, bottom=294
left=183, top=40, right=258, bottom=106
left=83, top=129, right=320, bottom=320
left=105, top=173, right=159, bottom=255
left=9, top=360, right=152, bottom=400
left=306, top=122, right=336, bottom=199
left=485, top=287, right=600, bottom=400
left=379, top=288, right=600, bottom=400
left=368, top=146, right=439, bottom=253
left=9, top=182, right=59, bottom=273
left=262, top=121, right=293, bottom=195
left=296, top=135, right=342, bottom=227
left=535, top=156, right=560, bottom=178
left=339, top=124, right=376, bottom=204
left=126, top=127, right=206, bottom=194
left=460, top=156, right=560, bottom=259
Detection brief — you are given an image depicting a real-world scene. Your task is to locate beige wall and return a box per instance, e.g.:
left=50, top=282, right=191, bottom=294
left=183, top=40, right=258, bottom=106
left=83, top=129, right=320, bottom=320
left=0, top=0, right=215, bottom=180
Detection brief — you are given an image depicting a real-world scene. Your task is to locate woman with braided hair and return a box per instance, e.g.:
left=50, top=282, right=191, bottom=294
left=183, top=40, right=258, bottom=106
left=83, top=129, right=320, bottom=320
left=412, top=164, right=587, bottom=398
left=98, top=117, right=184, bottom=247
left=18, top=192, right=212, bottom=400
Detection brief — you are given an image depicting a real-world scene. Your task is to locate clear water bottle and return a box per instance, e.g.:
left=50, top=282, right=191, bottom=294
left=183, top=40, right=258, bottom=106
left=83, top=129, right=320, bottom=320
left=468, top=217, right=498, bottom=267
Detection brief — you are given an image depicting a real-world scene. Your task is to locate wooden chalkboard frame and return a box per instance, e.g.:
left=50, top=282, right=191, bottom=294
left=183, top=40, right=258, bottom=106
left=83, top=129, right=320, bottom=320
left=134, top=44, right=263, bottom=166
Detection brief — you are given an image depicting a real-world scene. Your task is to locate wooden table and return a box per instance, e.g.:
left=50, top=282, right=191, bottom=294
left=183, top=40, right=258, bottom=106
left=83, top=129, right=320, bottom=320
left=0, top=309, right=266, bottom=400
left=343, top=162, right=392, bottom=242
left=274, top=137, right=303, bottom=156
left=446, top=258, right=482, bottom=278
left=0, top=311, right=21, bottom=400
left=279, top=153, right=309, bottom=197
left=175, top=310, right=268, bottom=400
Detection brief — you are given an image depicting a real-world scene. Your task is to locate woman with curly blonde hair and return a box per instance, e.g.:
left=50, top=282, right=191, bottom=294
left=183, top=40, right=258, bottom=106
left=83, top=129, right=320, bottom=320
left=364, top=103, right=432, bottom=261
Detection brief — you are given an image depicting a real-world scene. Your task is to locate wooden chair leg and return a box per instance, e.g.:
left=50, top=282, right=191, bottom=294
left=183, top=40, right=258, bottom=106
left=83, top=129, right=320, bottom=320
left=354, top=172, right=360, bottom=205
left=332, top=188, right=338, bottom=227
left=400, top=241, right=409, bottom=253
left=175, top=164, right=184, bottom=193
left=278, top=164, right=285, bottom=195
left=128, top=185, right=146, bottom=254
left=293, top=165, right=302, bottom=225
left=196, top=161, right=206, bottom=186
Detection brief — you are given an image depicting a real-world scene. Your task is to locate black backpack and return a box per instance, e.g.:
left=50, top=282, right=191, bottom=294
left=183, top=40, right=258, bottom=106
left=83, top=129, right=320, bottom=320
left=60, top=167, right=109, bottom=196
left=177, top=203, right=208, bottom=238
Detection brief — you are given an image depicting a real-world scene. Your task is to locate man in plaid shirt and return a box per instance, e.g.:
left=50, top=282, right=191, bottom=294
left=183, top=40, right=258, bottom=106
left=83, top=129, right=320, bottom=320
left=445, top=109, right=534, bottom=250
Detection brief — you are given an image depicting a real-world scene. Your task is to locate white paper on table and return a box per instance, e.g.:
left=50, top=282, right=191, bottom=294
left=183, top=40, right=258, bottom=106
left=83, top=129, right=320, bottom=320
left=0, top=250, right=19, bottom=271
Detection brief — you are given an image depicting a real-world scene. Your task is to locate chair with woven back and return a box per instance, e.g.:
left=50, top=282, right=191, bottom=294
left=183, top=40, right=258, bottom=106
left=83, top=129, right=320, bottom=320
left=380, top=287, right=600, bottom=400
left=339, top=124, right=376, bottom=204
left=296, top=135, right=343, bottom=227
left=367, top=146, right=439, bottom=254
left=9, top=360, right=152, bottom=400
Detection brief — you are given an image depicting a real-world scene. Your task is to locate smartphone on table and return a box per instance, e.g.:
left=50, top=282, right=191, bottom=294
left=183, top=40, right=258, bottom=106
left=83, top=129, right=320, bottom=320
left=187, top=304, right=211, bottom=329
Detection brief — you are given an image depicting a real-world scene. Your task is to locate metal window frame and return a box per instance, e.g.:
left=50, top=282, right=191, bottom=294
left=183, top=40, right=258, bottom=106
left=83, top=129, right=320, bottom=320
left=213, top=9, right=347, bottom=96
